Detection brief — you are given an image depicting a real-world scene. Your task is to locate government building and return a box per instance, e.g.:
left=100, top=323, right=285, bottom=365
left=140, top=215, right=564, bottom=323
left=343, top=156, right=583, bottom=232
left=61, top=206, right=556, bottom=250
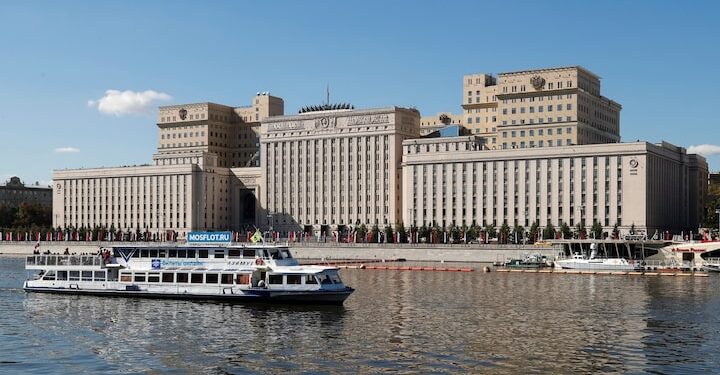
left=52, top=93, right=281, bottom=235
left=51, top=66, right=708, bottom=237
left=402, top=136, right=706, bottom=234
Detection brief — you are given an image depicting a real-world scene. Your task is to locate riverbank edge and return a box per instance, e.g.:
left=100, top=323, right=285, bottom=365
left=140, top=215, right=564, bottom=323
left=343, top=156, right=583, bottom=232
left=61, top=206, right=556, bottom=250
left=0, top=242, right=563, bottom=263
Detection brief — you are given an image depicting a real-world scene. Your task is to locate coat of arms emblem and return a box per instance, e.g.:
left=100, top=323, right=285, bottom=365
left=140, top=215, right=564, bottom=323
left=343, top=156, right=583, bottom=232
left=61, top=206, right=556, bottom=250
left=530, top=75, right=545, bottom=89
left=179, top=108, right=187, bottom=120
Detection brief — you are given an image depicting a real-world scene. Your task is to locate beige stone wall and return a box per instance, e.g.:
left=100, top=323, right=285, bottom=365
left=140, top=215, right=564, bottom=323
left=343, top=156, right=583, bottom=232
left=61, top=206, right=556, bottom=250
left=261, top=107, right=421, bottom=231
left=402, top=140, right=705, bottom=235
left=156, top=94, right=283, bottom=169
left=425, top=66, right=621, bottom=149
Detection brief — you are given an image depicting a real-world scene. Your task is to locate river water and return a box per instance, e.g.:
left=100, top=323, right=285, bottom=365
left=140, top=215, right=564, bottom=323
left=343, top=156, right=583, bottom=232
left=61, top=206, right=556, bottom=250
left=1, top=257, right=719, bottom=374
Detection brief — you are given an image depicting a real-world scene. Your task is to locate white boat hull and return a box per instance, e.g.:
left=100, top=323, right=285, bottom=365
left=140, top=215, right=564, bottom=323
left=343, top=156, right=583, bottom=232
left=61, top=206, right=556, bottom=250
left=555, top=258, right=641, bottom=271
left=23, top=281, right=353, bottom=305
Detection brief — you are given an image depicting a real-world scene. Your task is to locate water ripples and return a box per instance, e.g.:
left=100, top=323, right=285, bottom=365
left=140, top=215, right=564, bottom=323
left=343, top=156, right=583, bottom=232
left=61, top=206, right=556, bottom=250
left=2, top=257, right=720, bottom=373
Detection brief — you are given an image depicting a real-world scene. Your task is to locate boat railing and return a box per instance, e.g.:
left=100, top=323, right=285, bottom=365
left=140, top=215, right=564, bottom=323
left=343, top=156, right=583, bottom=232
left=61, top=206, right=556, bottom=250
left=641, top=259, right=696, bottom=269
left=26, top=255, right=105, bottom=267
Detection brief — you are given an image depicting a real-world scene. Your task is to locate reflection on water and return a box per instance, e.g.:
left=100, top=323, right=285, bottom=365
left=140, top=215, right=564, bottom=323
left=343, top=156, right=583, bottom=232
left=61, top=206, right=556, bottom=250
left=2, top=257, right=720, bottom=373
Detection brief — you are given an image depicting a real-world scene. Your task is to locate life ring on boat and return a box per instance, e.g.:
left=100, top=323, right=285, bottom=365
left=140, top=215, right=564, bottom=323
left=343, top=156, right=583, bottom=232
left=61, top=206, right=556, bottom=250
left=255, top=258, right=264, bottom=266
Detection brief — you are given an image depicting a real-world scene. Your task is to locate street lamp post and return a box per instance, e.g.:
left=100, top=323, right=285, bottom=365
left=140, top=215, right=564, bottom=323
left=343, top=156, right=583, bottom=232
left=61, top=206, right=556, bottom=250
left=716, top=209, right=720, bottom=239
left=267, top=213, right=274, bottom=242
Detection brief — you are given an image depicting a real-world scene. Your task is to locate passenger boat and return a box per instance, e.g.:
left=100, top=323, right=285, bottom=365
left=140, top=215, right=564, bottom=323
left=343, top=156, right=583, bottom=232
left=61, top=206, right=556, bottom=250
left=23, top=244, right=354, bottom=305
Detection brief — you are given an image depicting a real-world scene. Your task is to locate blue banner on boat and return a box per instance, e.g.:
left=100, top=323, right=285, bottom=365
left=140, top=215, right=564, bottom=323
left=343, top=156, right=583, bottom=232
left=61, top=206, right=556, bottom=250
left=187, top=231, right=232, bottom=244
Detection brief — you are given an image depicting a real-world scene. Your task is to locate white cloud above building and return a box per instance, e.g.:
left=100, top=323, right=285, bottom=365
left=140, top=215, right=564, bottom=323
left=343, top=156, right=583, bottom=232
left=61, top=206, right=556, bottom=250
left=687, top=144, right=720, bottom=156
left=88, top=89, right=172, bottom=116
left=54, top=147, right=80, bottom=153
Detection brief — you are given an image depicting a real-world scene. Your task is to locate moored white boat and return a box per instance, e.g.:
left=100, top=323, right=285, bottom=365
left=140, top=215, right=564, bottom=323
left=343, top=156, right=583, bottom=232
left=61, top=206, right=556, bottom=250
left=554, top=243, right=642, bottom=271
left=554, top=254, right=642, bottom=271
left=23, top=244, right=354, bottom=305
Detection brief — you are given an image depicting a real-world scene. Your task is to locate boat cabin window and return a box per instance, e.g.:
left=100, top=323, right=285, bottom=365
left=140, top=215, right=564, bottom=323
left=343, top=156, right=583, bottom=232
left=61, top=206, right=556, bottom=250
left=131, top=251, right=140, bottom=258
left=267, top=249, right=282, bottom=259
left=169, top=249, right=177, bottom=258
left=305, top=275, right=318, bottom=284
left=120, top=273, right=132, bottom=282
left=243, top=249, right=256, bottom=258
left=141, top=249, right=149, bottom=258
left=187, top=250, right=195, bottom=258
left=69, top=271, right=80, bottom=281
left=134, top=273, right=146, bottom=282
left=228, top=249, right=241, bottom=259
left=269, top=274, right=283, bottom=285
left=94, top=271, right=106, bottom=281
left=191, top=274, right=203, bottom=284
left=81, top=271, right=93, bottom=281
left=199, top=250, right=208, bottom=258
left=236, top=274, right=250, bottom=285
left=158, top=249, right=166, bottom=258
left=42, top=271, right=56, bottom=281
left=149, top=249, right=159, bottom=258
left=162, top=273, right=174, bottom=283
left=177, top=273, right=189, bottom=283
left=213, top=250, right=224, bottom=259
left=221, top=274, right=234, bottom=284
left=287, top=275, right=301, bottom=284
left=206, top=273, right=219, bottom=284
left=57, top=271, right=68, bottom=281
left=178, top=250, right=187, bottom=258
left=148, top=273, right=160, bottom=283
left=280, top=249, right=292, bottom=259
left=320, top=275, right=332, bottom=284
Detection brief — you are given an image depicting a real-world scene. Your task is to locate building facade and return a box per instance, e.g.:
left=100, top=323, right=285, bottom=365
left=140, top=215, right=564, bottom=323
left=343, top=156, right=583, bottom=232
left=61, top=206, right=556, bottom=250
left=402, top=137, right=707, bottom=235
left=261, top=106, right=421, bottom=233
left=52, top=94, right=276, bottom=235
left=421, top=66, right=622, bottom=150
left=0, top=176, right=52, bottom=208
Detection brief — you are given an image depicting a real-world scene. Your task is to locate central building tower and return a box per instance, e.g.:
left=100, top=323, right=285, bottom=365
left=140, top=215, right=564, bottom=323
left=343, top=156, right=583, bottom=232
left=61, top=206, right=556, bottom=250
left=261, top=104, right=420, bottom=235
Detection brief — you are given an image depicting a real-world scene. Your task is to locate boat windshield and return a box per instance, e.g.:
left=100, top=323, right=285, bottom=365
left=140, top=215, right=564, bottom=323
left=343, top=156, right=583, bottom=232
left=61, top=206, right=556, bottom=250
left=266, top=248, right=293, bottom=260
left=318, top=270, right=342, bottom=285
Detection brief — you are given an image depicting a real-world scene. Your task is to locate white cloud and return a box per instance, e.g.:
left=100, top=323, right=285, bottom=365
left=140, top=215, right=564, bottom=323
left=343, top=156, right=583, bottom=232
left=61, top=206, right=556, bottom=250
left=55, top=147, right=80, bottom=153
left=88, top=89, right=172, bottom=116
left=687, top=144, right=720, bottom=156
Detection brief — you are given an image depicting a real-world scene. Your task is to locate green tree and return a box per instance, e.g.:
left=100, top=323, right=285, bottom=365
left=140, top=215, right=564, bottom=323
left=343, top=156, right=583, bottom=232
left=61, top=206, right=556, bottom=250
left=543, top=223, right=556, bottom=240
left=484, top=224, right=497, bottom=241
left=371, top=224, right=380, bottom=243
left=528, top=221, right=539, bottom=244
left=590, top=221, right=603, bottom=239
left=395, top=223, right=407, bottom=243
left=467, top=223, right=480, bottom=242
left=431, top=223, right=442, bottom=243
left=384, top=225, right=394, bottom=243
left=512, top=224, right=525, bottom=244
left=0, top=204, right=17, bottom=228
left=418, top=225, right=429, bottom=243
left=357, top=224, right=368, bottom=242
left=575, top=222, right=587, bottom=239
left=559, top=222, right=572, bottom=240
left=499, top=222, right=510, bottom=244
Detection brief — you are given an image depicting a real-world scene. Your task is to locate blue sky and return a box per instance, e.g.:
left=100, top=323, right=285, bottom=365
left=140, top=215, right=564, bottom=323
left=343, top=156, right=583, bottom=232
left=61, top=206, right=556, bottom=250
left=1, top=0, right=719, bottom=186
